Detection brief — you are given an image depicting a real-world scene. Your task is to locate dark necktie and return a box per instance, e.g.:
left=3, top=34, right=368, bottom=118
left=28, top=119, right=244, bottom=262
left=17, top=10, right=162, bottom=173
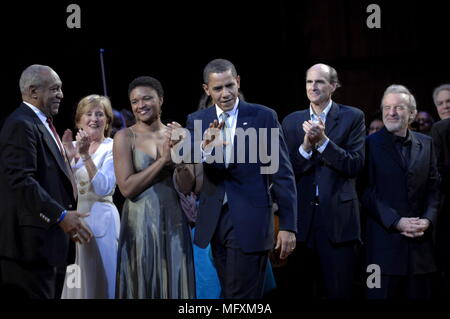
left=220, top=112, right=232, bottom=204
left=46, top=117, right=78, bottom=200
left=220, top=112, right=232, bottom=167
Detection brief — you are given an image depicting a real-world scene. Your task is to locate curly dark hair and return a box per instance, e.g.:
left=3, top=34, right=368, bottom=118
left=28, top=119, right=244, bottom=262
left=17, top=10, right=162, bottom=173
left=128, top=76, right=164, bottom=99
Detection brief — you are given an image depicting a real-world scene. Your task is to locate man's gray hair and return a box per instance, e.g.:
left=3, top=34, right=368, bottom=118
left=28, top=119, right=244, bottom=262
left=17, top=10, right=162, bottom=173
left=382, top=84, right=417, bottom=111
left=432, top=84, right=450, bottom=106
left=328, top=65, right=341, bottom=88
left=19, top=64, right=52, bottom=94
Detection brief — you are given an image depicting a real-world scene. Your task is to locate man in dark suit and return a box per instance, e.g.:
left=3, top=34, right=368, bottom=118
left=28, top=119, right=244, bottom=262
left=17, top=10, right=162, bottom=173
left=431, top=117, right=450, bottom=297
left=432, top=84, right=450, bottom=120
left=0, top=64, right=92, bottom=299
left=184, top=59, right=297, bottom=298
left=281, top=63, right=365, bottom=299
left=362, top=84, right=440, bottom=299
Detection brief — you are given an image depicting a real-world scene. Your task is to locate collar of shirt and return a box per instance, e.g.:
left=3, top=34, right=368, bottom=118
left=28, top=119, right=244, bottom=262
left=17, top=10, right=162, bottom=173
left=215, top=97, right=239, bottom=128
left=390, top=129, right=412, bottom=145
left=309, top=100, right=333, bottom=124
left=23, top=101, right=49, bottom=127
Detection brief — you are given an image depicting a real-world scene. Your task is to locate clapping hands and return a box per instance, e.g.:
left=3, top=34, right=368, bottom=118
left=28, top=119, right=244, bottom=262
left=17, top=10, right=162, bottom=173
left=302, top=118, right=326, bottom=152
left=62, top=129, right=76, bottom=161
left=160, top=122, right=187, bottom=164
left=76, top=129, right=92, bottom=158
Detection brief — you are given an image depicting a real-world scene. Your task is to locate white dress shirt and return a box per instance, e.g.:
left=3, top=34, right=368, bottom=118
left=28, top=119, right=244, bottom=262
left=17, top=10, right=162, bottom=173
left=298, top=100, right=333, bottom=197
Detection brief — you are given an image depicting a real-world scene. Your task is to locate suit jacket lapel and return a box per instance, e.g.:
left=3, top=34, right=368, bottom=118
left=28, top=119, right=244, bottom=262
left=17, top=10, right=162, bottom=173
left=325, top=102, right=339, bottom=138
left=202, top=106, right=218, bottom=132
left=229, top=101, right=253, bottom=169
left=26, top=106, right=72, bottom=180
left=235, top=101, right=253, bottom=135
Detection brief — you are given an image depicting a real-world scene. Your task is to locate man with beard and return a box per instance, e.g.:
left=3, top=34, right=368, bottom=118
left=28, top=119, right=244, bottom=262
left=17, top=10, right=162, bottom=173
left=361, top=84, right=440, bottom=299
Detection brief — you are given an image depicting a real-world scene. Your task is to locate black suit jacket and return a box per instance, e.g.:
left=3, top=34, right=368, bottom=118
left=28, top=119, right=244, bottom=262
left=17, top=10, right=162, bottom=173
left=431, top=118, right=450, bottom=262
left=361, top=128, right=440, bottom=275
left=282, top=102, right=365, bottom=243
left=432, top=119, right=450, bottom=209
left=186, top=100, right=297, bottom=253
left=0, top=104, right=76, bottom=266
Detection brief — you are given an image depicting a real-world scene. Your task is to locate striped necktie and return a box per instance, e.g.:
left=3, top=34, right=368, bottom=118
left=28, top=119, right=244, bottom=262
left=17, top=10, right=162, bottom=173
left=220, top=112, right=232, bottom=205
left=220, top=112, right=232, bottom=168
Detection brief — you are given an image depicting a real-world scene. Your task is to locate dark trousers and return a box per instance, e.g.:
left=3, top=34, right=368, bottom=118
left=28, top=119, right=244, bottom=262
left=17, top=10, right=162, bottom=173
left=0, top=257, right=64, bottom=299
left=275, top=202, right=358, bottom=299
left=211, top=205, right=268, bottom=299
left=366, top=274, right=435, bottom=299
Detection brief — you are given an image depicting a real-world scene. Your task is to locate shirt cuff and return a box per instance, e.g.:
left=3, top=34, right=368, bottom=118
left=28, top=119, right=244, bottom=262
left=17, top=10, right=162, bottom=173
left=299, top=145, right=312, bottom=160
left=316, top=138, right=330, bottom=153
left=201, top=143, right=213, bottom=162
left=390, top=216, right=401, bottom=231
left=57, top=210, right=68, bottom=224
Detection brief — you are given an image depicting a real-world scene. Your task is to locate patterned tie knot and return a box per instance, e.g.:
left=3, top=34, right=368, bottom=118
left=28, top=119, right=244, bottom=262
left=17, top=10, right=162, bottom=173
left=220, top=112, right=229, bottom=125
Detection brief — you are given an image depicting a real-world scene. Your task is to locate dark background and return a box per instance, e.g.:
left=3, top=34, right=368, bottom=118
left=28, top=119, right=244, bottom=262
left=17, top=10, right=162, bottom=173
left=1, top=0, right=449, bottom=133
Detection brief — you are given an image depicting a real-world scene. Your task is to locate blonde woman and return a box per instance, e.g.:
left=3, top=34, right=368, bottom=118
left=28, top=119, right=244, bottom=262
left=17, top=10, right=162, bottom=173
left=61, top=95, right=120, bottom=299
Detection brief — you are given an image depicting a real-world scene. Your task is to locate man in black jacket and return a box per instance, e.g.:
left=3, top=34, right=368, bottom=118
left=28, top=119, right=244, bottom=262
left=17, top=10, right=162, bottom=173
left=362, top=84, right=440, bottom=299
left=431, top=117, right=450, bottom=297
left=0, top=64, right=92, bottom=298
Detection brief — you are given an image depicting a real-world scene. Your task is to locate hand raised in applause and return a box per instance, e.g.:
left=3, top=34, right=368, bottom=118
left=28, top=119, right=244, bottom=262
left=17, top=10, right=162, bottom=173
left=160, top=130, right=174, bottom=165
left=201, top=120, right=226, bottom=152
left=302, top=118, right=326, bottom=151
left=75, top=129, right=91, bottom=159
left=166, top=121, right=187, bottom=148
left=62, top=129, right=76, bottom=161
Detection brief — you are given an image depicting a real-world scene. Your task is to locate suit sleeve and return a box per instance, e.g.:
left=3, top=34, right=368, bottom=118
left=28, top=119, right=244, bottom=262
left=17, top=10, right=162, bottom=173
left=281, top=116, right=315, bottom=177
left=90, top=146, right=116, bottom=197
left=431, top=124, right=450, bottom=195
left=186, top=113, right=209, bottom=164
left=423, top=139, right=440, bottom=225
left=320, top=110, right=366, bottom=178
left=269, top=111, right=298, bottom=233
left=0, top=119, right=65, bottom=224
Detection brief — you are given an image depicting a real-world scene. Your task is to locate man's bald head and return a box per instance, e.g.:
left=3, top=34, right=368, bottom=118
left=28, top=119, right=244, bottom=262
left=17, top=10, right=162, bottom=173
left=306, top=63, right=341, bottom=88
